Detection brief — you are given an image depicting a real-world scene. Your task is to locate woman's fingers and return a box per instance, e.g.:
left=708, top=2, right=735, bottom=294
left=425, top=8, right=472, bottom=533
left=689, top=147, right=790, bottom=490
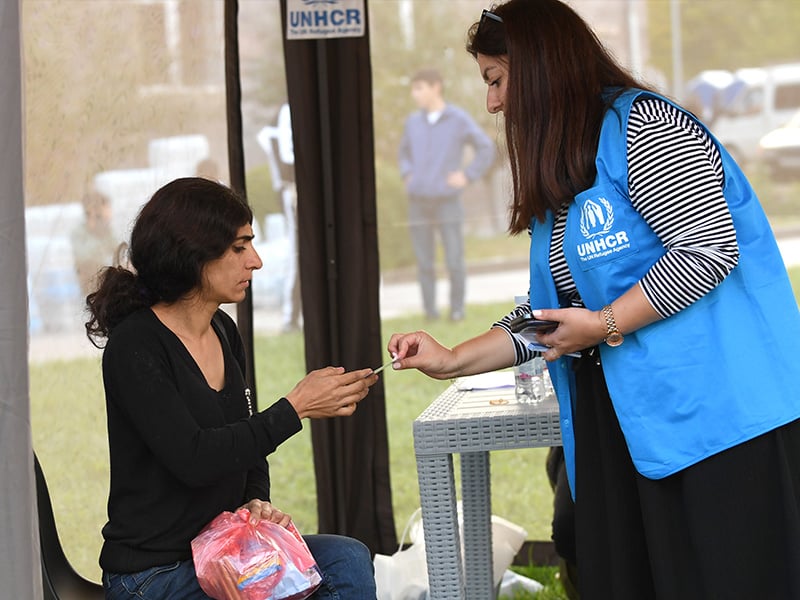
left=387, top=332, right=422, bottom=361
left=286, top=366, right=379, bottom=419
left=242, top=499, right=292, bottom=526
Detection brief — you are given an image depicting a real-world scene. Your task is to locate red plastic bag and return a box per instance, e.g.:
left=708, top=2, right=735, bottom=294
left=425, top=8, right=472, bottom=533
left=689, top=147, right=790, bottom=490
left=192, top=509, right=322, bottom=600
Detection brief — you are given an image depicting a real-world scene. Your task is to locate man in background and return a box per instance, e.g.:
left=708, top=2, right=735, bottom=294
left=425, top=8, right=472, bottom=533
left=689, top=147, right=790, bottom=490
left=399, top=67, right=495, bottom=321
left=71, top=188, right=117, bottom=298
left=258, top=102, right=301, bottom=333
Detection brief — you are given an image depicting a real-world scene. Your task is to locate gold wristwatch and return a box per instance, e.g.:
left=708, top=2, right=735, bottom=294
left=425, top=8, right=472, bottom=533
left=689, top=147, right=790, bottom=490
left=602, top=304, right=624, bottom=347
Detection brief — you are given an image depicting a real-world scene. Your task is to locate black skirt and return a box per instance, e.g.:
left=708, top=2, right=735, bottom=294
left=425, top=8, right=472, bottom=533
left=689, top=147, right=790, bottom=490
left=573, top=352, right=800, bottom=600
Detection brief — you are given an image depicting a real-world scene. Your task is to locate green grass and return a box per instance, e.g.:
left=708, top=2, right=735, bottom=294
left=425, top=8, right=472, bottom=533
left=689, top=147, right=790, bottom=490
left=30, top=263, right=800, bottom=599
left=509, top=564, right=571, bottom=600
left=259, top=303, right=557, bottom=540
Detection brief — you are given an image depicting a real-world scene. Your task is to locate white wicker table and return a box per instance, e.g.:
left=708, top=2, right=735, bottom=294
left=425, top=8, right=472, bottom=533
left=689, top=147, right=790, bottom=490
left=413, top=380, right=561, bottom=599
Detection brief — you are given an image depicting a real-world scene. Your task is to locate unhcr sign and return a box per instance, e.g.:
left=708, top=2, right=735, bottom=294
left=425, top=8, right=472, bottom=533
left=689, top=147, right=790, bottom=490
left=286, top=0, right=365, bottom=40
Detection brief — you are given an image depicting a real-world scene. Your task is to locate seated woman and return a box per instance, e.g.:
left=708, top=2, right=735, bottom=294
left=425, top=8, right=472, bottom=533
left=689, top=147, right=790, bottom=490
left=85, top=177, right=379, bottom=600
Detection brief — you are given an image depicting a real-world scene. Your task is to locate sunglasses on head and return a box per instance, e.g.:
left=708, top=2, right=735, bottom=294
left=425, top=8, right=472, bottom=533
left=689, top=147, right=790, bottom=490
left=480, top=8, right=503, bottom=24
left=478, top=8, right=503, bottom=28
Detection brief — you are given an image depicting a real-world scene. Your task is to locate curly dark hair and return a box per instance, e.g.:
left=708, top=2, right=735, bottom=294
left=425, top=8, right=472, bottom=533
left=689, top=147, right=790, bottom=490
left=84, top=177, right=253, bottom=346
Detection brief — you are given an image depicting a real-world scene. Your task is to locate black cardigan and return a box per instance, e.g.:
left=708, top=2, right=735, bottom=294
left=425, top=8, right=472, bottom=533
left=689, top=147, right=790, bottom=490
left=98, top=308, right=301, bottom=573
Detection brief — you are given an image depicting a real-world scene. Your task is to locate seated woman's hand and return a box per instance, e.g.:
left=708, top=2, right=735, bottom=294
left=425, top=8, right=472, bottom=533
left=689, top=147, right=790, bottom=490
left=240, top=498, right=292, bottom=527
left=285, top=366, right=378, bottom=419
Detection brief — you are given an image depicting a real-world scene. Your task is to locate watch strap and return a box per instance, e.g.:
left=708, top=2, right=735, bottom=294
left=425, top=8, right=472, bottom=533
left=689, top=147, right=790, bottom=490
left=602, top=304, right=624, bottom=346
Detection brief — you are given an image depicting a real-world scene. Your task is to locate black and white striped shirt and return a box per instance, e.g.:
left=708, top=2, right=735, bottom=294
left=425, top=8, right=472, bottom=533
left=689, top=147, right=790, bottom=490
left=496, top=97, right=740, bottom=364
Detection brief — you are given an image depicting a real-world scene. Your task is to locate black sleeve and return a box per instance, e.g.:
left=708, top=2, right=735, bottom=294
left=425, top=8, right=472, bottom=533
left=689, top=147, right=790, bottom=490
left=244, top=461, right=271, bottom=503
left=215, top=310, right=274, bottom=502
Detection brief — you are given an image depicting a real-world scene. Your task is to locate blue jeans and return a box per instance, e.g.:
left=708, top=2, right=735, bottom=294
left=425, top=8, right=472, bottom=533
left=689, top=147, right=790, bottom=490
left=102, top=534, right=376, bottom=599
left=408, top=195, right=465, bottom=318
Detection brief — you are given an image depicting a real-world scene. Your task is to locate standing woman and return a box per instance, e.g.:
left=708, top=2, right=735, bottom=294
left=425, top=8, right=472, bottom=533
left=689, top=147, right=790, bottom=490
left=86, top=177, right=378, bottom=599
left=388, top=1, right=800, bottom=598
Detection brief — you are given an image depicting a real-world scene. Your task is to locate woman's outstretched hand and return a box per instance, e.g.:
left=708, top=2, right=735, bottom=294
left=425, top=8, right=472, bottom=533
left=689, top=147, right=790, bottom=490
left=387, top=331, right=458, bottom=380
left=285, top=366, right=378, bottom=419
left=389, top=327, right=517, bottom=379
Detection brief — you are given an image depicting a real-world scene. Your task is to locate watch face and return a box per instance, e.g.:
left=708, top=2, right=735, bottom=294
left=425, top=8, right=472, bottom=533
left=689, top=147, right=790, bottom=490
left=606, top=332, right=624, bottom=347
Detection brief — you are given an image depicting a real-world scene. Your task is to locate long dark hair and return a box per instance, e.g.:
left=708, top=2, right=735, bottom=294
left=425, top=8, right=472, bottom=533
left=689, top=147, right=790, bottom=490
left=85, top=177, right=253, bottom=346
left=467, top=0, right=650, bottom=233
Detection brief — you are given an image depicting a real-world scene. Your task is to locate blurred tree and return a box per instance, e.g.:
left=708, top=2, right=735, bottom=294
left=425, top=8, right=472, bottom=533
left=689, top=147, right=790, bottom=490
left=23, top=0, right=226, bottom=206
left=22, top=0, right=799, bottom=209
left=647, top=0, right=800, bottom=83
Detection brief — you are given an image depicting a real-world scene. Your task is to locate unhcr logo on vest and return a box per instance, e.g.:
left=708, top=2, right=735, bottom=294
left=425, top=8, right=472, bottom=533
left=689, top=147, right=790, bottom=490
left=576, top=197, right=631, bottom=262
left=286, top=0, right=365, bottom=40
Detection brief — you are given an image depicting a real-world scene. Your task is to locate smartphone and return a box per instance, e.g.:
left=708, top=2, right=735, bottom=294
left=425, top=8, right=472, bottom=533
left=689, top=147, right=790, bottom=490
left=507, top=311, right=559, bottom=334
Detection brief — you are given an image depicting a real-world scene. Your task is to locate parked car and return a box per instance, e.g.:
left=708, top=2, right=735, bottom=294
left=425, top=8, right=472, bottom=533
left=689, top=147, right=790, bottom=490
left=683, top=69, right=734, bottom=124
left=711, top=63, right=800, bottom=167
left=758, top=109, right=800, bottom=180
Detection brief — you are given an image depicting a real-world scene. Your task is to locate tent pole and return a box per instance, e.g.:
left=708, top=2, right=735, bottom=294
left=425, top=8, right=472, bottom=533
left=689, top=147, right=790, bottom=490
left=224, top=0, right=258, bottom=406
left=0, top=0, right=42, bottom=595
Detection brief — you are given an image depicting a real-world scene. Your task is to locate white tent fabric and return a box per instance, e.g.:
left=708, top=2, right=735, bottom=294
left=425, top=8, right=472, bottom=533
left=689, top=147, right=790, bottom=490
left=0, top=0, right=42, bottom=597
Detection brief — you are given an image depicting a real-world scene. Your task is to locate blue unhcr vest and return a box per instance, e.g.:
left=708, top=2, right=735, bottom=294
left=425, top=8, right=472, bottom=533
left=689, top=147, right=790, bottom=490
left=530, top=89, right=800, bottom=494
